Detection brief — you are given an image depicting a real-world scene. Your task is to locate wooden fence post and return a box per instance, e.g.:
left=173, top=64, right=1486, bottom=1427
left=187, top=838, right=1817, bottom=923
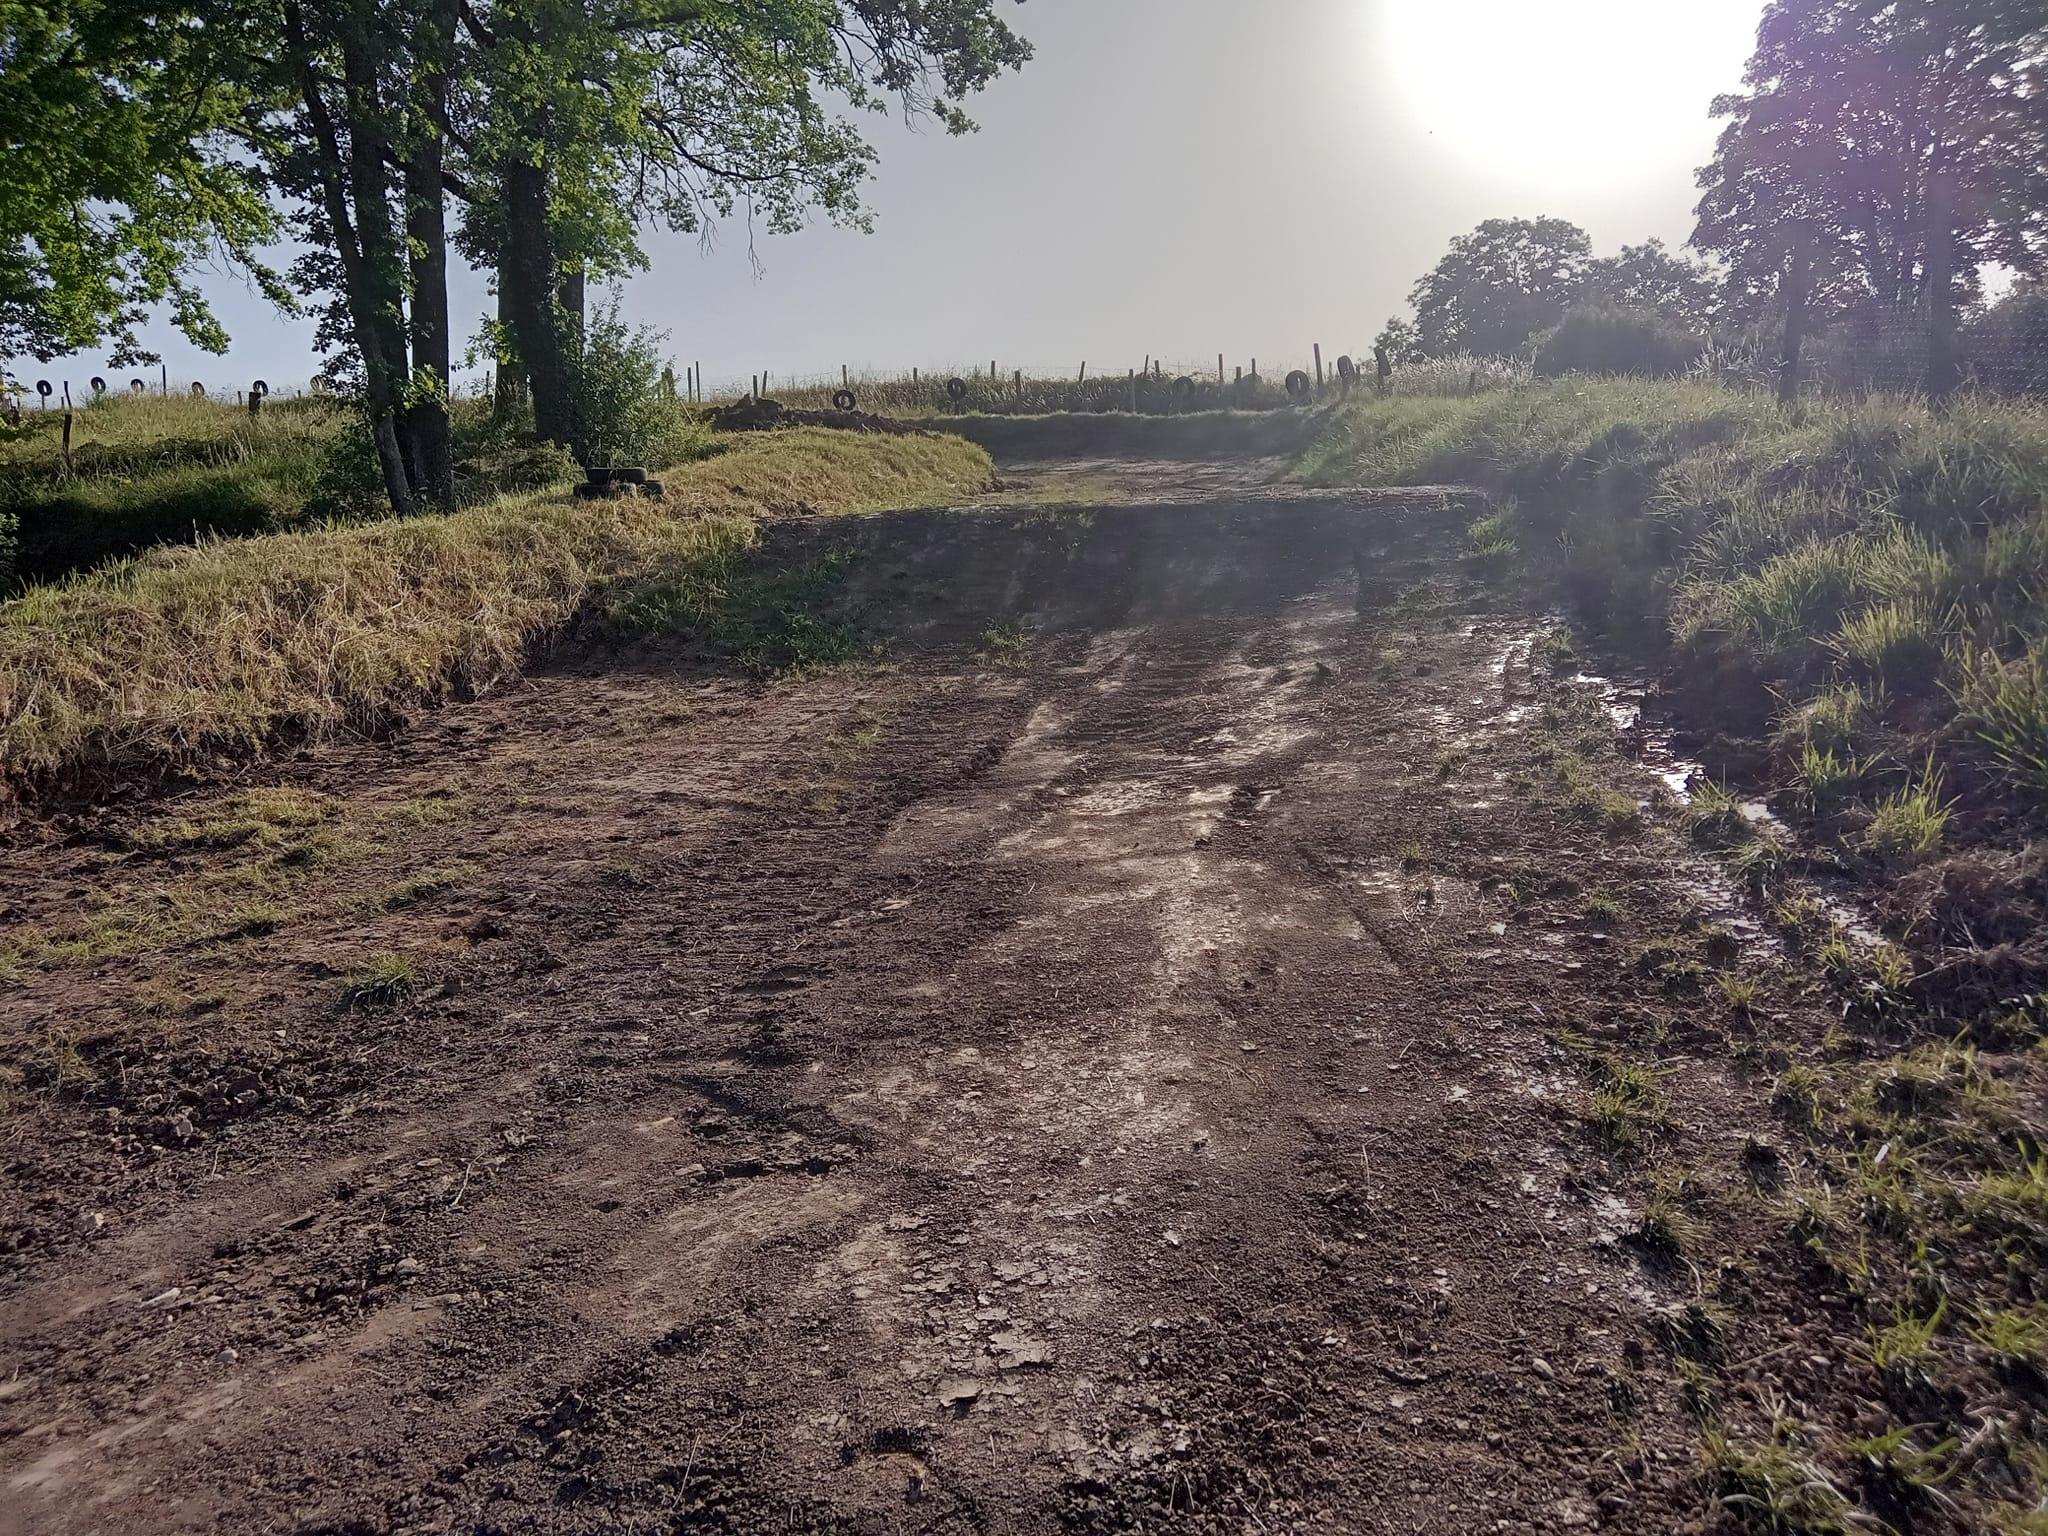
left=1128, top=367, right=1137, bottom=412
left=1218, top=354, right=1224, bottom=385
left=1079, top=362, right=1087, bottom=382
left=1314, top=343, right=1324, bottom=394
left=1014, top=368, right=1023, bottom=400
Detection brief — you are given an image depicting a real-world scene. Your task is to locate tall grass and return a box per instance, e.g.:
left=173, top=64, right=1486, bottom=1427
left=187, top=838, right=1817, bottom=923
left=0, top=429, right=991, bottom=803
left=1301, top=378, right=2048, bottom=824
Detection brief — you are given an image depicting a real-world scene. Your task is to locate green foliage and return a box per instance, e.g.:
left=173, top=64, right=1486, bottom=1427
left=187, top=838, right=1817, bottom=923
left=1831, top=601, right=1946, bottom=695
left=1534, top=304, right=1706, bottom=379
left=0, top=0, right=284, bottom=363
left=574, top=301, right=710, bottom=469
left=1702, top=1423, right=1858, bottom=1534
left=0, top=394, right=592, bottom=581
left=1694, top=0, right=2048, bottom=325
left=1404, top=216, right=1594, bottom=359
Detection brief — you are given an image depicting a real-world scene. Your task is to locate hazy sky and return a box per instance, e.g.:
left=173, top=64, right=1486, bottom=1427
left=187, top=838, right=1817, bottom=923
left=41, top=0, right=1768, bottom=396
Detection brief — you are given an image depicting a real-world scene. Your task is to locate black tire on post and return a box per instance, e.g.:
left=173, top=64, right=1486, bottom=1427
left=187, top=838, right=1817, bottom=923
left=1171, top=376, right=1195, bottom=407
left=613, top=466, right=647, bottom=486
left=190, top=382, right=206, bottom=398
left=36, top=380, right=52, bottom=398
left=832, top=388, right=857, bottom=411
left=1336, top=355, right=1358, bottom=382
left=946, top=377, right=968, bottom=402
left=89, top=376, right=106, bottom=395
left=251, top=380, right=269, bottom=398
left=1286, top=370, right=1312, bottom=401
left=130, top=378, right=146, bottom=394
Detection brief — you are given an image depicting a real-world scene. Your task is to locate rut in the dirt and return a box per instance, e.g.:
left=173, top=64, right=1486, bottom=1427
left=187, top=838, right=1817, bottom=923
left=5, top=487, right=1844, bottom=1534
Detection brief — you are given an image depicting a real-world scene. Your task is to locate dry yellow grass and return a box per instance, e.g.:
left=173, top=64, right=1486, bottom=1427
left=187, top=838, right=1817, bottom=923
left=0, top=428, right=991, bottom=803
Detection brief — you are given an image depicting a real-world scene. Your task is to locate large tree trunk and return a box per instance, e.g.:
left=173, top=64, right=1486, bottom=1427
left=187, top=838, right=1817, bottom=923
left=500, top=160, right=585, bottom=459
left=339, top=19, right=421, bottom=495
left=284, top=1, right=414, bottom=519
left=492, top=280, right=525, bottom=424
left=558, top=262, right=585, bottom=358
left=403, top=0, right=458, bottom=508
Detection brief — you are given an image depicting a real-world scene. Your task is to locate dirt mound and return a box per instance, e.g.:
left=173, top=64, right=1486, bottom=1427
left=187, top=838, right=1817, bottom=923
left=708, top=395, right=926, bottom=436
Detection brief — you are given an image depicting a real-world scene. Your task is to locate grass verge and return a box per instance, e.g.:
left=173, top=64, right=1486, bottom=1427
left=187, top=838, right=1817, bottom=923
left=0, top=427, right=990, bottom=805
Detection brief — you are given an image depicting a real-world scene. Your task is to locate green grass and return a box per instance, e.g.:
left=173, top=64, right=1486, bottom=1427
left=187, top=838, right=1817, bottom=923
left=340, top=952, right=418, bottom=1009
left=0, top=393, right=601, bottom=583
left=1861, top=767, right=1952, bottom=867
left=1584, top=1054, right=1671, bottom=1150
left=0, top=429, right=991, bottom=803
left=1702, top=1426, right=1860, bottom=1534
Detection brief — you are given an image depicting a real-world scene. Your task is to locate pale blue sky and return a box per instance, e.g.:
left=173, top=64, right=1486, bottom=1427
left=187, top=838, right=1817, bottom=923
left=40, top=0, right=1766, bottom=397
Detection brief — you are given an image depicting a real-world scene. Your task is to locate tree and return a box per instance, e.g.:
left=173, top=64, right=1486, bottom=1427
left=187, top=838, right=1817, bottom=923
left=1405, top=217, right=1593, bottom=359
left=1693, top=0, right=2048, bottom=393
left=456, top=0, right=1033, bottom=460
left=0, top=0, right=284, bottom=371
left=1373, top=316, right=1425, bottom=366
left=1583, top=240, right=1721, bottom=331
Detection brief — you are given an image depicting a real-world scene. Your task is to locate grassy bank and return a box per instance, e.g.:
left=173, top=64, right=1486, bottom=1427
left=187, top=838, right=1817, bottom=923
left=1304, top=378, right=2048, bottom=1536
left=0, top=428, right=990, bottom=805
left=1303, top=381, right=2048, bottom=886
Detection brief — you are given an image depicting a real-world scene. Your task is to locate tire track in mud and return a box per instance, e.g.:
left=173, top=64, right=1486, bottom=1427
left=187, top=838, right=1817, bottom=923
left=3, top=490, right=1834, bottom=1534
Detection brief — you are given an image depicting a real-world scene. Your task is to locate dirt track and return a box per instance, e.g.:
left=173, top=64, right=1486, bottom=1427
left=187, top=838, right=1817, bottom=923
left=3, top=466, right=1841, bottom=1533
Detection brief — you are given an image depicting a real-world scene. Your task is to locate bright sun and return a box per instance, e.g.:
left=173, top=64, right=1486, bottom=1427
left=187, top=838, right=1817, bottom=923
left=1373, top=1, right=1761, bottom=194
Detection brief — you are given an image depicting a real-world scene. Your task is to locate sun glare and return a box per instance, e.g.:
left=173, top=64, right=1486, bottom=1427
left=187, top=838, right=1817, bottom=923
left=1373, top=1, right=1759, bottom=193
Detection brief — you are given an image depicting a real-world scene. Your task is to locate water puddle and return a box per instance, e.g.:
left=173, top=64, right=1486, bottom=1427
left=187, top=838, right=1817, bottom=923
left=1468, top=618, right=1888, bottom=954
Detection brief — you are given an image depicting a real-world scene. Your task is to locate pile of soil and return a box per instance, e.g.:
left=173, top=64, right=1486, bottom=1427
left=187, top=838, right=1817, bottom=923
left=708, top=395, right=926, bottom=436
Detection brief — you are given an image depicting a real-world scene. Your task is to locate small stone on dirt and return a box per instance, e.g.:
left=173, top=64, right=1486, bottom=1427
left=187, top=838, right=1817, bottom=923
left=935, top=1377, right=983, bottom=1408
left=76, top=1210, right=104, bottom=1237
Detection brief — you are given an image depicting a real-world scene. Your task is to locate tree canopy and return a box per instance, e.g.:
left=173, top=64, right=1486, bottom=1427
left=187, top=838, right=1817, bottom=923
left=1403, top=217, right=1593, bottom=360
left=1693, top=0, right=2048, bottom=321
left=0, top=0, right=284, bottom=369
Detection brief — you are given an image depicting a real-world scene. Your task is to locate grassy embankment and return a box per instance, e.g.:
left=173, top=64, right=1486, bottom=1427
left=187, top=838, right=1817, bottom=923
left=0, top=427, right=991, bottom=805
left=0, top=394, right=593, bottom=585
left=1308, top=379, right=2048, bottom=1532
left=1304, top=380, right=2048, bottom=912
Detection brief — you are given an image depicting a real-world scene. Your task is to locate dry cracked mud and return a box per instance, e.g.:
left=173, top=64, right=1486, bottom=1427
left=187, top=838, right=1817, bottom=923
left=2, top=467, right=1870, bottom=1533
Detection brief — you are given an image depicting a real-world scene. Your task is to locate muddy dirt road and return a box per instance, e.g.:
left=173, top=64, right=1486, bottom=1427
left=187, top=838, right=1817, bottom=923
left=3, top=474, right=1838, bottom=1533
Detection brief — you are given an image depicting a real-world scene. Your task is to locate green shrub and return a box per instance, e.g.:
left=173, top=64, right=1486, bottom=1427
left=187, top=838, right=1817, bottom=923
left=1534, top=304, right=1706, bottom=379
left=576, top=300, right=709, bottom=470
